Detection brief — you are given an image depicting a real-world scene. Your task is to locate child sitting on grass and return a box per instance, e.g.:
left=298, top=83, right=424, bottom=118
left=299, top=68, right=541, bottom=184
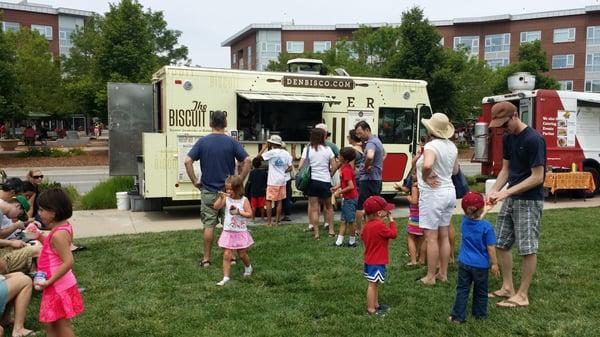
left=214, top=176, right=254, bottom=286
left=331, top=147, right=358, bottom=247
left=449, top=192, right=499, bottom=323
left=361, top=196, right=397, bottom=316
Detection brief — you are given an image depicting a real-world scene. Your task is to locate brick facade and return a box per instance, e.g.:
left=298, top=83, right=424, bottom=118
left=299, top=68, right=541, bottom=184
left=1, top=8, right=60, bottom=56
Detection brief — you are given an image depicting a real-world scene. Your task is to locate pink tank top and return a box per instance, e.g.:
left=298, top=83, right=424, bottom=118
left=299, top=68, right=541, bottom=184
left=38, top=223, right=77, bottom=292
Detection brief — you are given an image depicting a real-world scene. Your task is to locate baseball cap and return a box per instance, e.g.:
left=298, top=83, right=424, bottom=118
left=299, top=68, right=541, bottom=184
left=489, top=101, right=517, bottom=128
left=13, top=195, right=30, bottom=212
left=1, top=177, right=24, bottom=193
left=363, top=196, right=394, bottom=215
left=461, top=192, right=485, bottom=213
left=315, top=123, right=331, bottom=136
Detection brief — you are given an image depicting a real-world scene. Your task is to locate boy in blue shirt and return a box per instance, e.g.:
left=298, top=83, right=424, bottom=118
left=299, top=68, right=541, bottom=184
left=449, top=192, right=500, bottom=323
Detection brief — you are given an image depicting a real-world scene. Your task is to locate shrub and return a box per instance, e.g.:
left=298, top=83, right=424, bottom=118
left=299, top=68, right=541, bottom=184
left=38, top=181, right=82, bottom=209
left=16, top=147, right=86, bottom=158
left=80, top=176, right=134, bottom=210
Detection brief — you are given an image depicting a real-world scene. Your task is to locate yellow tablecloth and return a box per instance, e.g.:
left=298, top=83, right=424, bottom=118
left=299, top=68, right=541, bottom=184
left=543, top=172, right=596, bottom=194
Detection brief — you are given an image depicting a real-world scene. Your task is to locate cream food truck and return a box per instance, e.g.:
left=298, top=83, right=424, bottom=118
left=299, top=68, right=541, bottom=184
left=108, top=59, right=433, bottom=210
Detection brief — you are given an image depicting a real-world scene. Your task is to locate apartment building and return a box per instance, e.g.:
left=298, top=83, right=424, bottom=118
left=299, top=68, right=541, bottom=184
left=222, top=6, right=600, bottom=92
left=0, top=0, right=92, bottom=57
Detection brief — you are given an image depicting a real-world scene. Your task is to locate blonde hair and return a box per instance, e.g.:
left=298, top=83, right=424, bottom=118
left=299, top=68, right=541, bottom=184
left=225, top=175, right=245, bottom=198
left=26, top=168, right=42, bottom=179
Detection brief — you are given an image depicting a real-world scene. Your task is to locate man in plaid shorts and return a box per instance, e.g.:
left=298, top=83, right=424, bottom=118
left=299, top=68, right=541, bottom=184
left=487, top=101, right=546, bottom=308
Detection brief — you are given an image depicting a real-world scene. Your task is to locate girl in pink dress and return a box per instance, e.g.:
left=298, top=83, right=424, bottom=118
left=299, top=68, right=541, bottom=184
left=213, top=176, right=254, bottom=286
left=35, top=188, right=84, bottom=337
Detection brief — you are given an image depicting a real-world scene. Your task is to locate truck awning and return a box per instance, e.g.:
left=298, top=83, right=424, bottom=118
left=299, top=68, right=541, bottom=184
left=237, top=91, right=340, bottom=104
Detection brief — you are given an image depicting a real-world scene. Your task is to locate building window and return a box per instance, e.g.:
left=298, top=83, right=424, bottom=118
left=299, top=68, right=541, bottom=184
left=486, top=58, right=509, bottom=69
left=485, top=33, right=510, bottom=52
left=439, top=37, right=444, bottom=46
left=585, top=53, right=600, bottom=72
left=232, top=53, right=237, bottom=65
left=59, top=29, right=75, bottom=47
left=454, top=36, right=479, bottom=57
left=31, top=24, right=53, bottom=40
left=558, top=80, right=573, bottom=91
left=585, top=79, right=600, bottom=92
left=286, top=41, right=304, bottom=53
left=587, top=26, right=600, bottom=46
left=313, top=41, right=331, bottom=53
left=1, top=21, right=20, bottom=32
left=552, top=54, right=575, bottom=69
left=520, top=31, right=541, bottom=44
left=553, top=28, right=576, bottom=43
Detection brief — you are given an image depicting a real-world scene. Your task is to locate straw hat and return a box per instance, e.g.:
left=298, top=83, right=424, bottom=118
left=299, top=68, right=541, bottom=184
left=267, top=134, right=283, bottom=146
left=421, top=113, right=455, bottom=139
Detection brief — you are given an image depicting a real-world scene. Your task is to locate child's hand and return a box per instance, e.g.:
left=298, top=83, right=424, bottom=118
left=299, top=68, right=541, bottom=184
left=393, top=182, right=403, bottom=191
left=14, top=221, right=25, bottom=230
left=229, top=205, right=239, bottom=215
left=218, top=191, right=230, bottom=199
left=491, top=263, right=500, bottom=277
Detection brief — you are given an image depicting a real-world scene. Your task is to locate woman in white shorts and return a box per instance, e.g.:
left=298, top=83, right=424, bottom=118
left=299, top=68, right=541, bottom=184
left=416, top=113, right=459, bottom=285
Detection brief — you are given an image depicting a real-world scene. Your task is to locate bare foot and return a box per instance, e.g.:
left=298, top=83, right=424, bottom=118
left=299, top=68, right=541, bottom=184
left=417, top=277, right=435, bottom=285
left=435, top=274, right=448, bottom=283
left=488, top=289, right=515, bottom=298
left=12, top=328, right=37, bottom=337
left=497, top=295, right=529, bottom=308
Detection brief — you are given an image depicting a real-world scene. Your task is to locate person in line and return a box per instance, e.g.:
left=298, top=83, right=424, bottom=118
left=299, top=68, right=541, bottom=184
left=297, top=128, right=337, bottom=240
left=185, top=111, right=251, bottom=268
left=487, top=101, right=546, bottom=308
left=449, top=192, right=500, bottom=323
left=361, top=196, right=397, bottom=316
left=258, top=135, right=292, bottom=227
left=281, top=142, right=293, bottom=222
left=33, top=188, right=84, bottom=337
left=416, top=113, right=459, bottom=285
left=247, top=157, right=268, bottom=222
left=331, top=147, right=358, bottom=247
left=213, top=176, right=254, bottom=286
left=314, top=123, right=339, bottom=235
left=354, top=121, right=385, bottom=236
left=0, top=269, right=37, bottom=337
left=396, top=172, right=425, bottom=266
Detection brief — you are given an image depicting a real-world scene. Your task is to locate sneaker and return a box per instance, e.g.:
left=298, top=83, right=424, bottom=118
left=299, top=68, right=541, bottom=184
left=347, top=242, right=357, bottom=247
left=376, top=304, right=390, bottom=312
left=368, top=308, right=386, bottom=317
left=216, top=277, right=230, bottom=286
left=281, top=216, right=292, bottom=222
left=304, top=225, right=315, bottom=232
left=243, top=266, right=253, bottom=277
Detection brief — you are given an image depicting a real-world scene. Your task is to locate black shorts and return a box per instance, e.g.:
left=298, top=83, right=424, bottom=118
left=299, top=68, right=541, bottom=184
left=307, top=179, right=332, bottom=199
left=357, top=180, right=382, bottom=210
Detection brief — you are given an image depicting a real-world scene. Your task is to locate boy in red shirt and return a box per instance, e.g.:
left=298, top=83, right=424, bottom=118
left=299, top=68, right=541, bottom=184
left=361, top=196, right=398, bottom=316
left=331, top=147, right=358, bottom=247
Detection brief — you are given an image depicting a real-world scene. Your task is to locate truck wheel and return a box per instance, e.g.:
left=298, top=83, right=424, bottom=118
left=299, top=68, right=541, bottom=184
left=584, top=166, right=600, bottom=196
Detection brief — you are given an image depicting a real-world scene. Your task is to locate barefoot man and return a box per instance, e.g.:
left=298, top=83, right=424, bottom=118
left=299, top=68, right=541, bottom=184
left=487, top=101, right=546, bottom=308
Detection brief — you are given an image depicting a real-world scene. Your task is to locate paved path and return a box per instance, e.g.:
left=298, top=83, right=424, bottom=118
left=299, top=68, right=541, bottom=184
left=3, top=166, right=109, bottom=194
left=70, top=196, right=600, bottom=239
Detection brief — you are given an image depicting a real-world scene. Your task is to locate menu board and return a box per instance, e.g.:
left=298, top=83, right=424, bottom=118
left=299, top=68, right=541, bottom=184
left=177, top=135, right=202, bottom=183
left=556, top=110, right=576, bottom=147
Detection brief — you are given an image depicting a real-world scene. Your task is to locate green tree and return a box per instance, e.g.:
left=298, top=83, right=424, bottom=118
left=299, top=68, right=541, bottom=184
left=491, top=40, right=560, bottom=93
left=0, top=29, right=19, bottom=128
left=63, top=0, right=188, bottom=120
left=4, top=29, right=65, bottom=119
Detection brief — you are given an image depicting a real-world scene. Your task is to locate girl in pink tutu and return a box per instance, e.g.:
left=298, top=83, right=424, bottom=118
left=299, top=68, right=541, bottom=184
left=34, top=188, right=84, bottom=336
left=213, top=176, right=254, bottom=286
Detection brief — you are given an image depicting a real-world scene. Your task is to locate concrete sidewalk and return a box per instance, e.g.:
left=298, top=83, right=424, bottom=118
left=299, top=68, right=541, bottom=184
left=70, top=196, right=600, bottom=239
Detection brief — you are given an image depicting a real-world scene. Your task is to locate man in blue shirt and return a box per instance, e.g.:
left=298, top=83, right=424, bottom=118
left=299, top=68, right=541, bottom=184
left=487, top=101, right=546, bottom=308
left=185, top=111, right=251, bottom=268
left=354, top=121, right=384, bottom=234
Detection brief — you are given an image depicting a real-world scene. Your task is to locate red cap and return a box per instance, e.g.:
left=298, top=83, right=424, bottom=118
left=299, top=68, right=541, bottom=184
left=461, top=192, right=485, bottom=213
left=363, top=196, right=394, bottom=215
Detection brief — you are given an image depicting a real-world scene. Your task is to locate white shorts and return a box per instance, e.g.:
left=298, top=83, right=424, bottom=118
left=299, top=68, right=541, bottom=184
left=419, top=188, right=456, bottom=230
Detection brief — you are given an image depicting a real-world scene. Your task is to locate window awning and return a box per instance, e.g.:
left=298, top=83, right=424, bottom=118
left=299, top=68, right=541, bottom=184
left=237, top=91, right=340, bottom=104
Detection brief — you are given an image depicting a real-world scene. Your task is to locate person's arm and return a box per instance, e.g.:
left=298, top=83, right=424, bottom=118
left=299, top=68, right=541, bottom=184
left=421, top=148, right=440, bottom=188
left=405, top=185, right=419, bottom=205
left=0, top=220, right=25, bottom=239
left=38, top=231, right=73, bottom=289
left=239, top=198, right=253, bottom=218
left=184, top=155, right=200, bottom=188
left=238, top=156, right=252, bottom=181
left=297, top=146, right=307, bottom=169
left=491, top=166, right=544, bottom=203
left=379, top=218, right=398, bottom=239
left=487, top=245, right=500, bottom=277
left=363, top=148, right=375, bottom=173
left=329, top=156, right=338, bottom=176
left=0, top=239, right=26, bottom=248
left=213, top=192, right=228, bottom=210
left=452, top=157, right=460, bottom=176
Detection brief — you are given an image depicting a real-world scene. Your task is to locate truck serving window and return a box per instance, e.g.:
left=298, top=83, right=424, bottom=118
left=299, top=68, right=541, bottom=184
left=378, top=107, right=414, bottom=144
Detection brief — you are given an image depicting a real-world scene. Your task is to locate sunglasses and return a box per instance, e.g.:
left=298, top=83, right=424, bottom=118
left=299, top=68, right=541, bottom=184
left=32, top=175, right=44, bottom=179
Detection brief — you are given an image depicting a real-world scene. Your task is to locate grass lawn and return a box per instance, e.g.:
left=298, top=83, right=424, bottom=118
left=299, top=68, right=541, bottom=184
left=17, top=207, right=600, bottom=337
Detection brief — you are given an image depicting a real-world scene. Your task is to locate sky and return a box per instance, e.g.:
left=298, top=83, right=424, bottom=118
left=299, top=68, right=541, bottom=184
left=25, top=0, right=600, bottom=67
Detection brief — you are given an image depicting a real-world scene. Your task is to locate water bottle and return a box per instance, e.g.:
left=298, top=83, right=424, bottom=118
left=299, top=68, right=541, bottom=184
left=33, top=271, right=47, bottom=291
left=571, top=162, right=577, bottom=172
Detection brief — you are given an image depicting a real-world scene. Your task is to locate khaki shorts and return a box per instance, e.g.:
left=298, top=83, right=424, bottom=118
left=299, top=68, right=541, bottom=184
left=0, top=245, right=40, bottom=273
left=200, top=190, right=224, bottom=229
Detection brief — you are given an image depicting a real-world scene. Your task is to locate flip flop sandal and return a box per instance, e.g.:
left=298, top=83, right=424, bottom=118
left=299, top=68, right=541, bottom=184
left=488, top=290, right=513, bottom=298
left=496, top=299, right=528, bottom=308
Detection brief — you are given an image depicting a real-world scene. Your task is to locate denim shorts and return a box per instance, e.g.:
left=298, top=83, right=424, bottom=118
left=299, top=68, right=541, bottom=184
left=341, top=198, right=358, bottom=222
